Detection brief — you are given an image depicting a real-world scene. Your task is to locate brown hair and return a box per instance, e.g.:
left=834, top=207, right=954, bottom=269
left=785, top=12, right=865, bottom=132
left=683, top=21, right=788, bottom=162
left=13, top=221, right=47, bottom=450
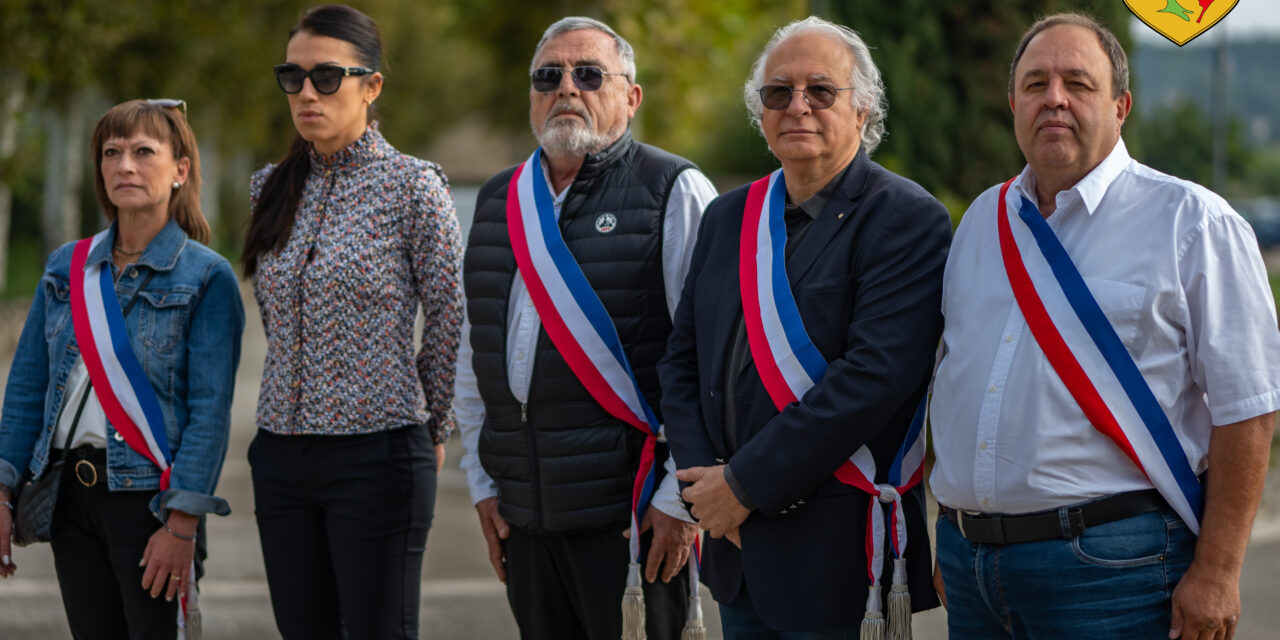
left=90, top=100, right=210, bottom=245
left=1009, top=13, right=1129, bottom=100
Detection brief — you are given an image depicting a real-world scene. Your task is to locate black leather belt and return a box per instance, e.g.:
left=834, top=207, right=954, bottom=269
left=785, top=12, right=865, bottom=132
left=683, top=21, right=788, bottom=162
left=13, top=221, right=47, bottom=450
left=53, top=446, right=107, bottom=488
left=942, top=489, right=1167, bottom=544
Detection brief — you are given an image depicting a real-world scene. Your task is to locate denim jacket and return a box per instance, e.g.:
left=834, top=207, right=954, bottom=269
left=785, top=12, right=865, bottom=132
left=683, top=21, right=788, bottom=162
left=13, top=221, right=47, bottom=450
left=0, top=219, right=245, bottom=521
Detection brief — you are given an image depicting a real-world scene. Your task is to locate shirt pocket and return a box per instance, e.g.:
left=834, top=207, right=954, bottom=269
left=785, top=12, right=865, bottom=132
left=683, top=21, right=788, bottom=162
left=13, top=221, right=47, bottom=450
left=137, top=289, right=195, bottom=354
left=1081, top=277, right=1146, bottom=351
left=41, top=275, right=72, bottom=341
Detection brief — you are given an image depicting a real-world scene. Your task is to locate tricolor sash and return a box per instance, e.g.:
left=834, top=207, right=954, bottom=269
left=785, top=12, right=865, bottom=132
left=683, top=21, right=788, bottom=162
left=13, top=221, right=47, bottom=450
left=505, top=147, right=662, bottom=568
left=70, top=231, right=199, bottom=637
left=995, top=177, right=1203, bottom=533
left=740, top=170, right=927, bottom=638
left=70, top=231, right=173, bottom=488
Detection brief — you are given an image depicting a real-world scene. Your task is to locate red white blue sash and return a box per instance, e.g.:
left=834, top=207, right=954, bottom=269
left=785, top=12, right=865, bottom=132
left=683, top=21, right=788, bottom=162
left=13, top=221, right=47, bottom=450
left=70, top=231, right=173, bottom=489
left=506, top=149, right=661, bottom=565
left=996, top=177, right=1203, bottom=533
left=740, top=170, right=927, bottom=621
left=71, top=231, right=199, bottom=636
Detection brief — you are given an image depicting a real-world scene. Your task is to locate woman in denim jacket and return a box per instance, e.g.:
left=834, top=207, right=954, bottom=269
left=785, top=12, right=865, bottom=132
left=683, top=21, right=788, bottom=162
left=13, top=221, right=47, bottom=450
left=0, top=99, right=245, bottom=639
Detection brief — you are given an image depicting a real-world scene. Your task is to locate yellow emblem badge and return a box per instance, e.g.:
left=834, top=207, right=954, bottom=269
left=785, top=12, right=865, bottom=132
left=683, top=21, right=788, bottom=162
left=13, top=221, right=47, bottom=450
left=1125, top=0, right=1239, bottom=46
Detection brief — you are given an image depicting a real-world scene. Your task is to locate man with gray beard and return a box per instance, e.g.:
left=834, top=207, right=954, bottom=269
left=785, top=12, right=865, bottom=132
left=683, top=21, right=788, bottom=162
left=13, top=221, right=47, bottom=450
left=453, top=16, right=717, bottom=640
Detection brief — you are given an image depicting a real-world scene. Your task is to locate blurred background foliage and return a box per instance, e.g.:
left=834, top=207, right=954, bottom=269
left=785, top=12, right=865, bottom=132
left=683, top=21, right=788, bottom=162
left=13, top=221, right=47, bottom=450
left=1, top=0, right=1277, bottom=297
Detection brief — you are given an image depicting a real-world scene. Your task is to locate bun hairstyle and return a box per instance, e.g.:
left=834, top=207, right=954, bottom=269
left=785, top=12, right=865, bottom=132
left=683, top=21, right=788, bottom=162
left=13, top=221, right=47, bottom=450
left=241, top=3, right=382, bottom=277
left=90, top=100, right=210, bottom=245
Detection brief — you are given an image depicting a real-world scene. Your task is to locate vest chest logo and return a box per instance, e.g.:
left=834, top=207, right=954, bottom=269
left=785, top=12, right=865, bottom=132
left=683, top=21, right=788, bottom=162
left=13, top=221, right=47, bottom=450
left=594, top=213, right=618, bottom=234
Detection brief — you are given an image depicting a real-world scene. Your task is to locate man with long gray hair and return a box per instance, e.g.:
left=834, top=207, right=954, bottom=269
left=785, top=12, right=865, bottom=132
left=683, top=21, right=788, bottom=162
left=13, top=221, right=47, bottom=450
left=454, top=15, right=717, bottom=640
left=661, top=16, right=949, bottom=637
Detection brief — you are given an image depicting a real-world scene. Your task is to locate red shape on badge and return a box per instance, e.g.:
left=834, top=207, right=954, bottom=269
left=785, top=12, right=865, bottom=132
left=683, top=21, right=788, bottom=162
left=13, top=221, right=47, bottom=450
left=1197, top=0, right=1215, bottom=23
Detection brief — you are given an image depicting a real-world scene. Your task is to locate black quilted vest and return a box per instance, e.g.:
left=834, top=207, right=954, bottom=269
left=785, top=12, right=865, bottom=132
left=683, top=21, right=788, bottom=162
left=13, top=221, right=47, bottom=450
left=465, top=133, right=695, bottom=532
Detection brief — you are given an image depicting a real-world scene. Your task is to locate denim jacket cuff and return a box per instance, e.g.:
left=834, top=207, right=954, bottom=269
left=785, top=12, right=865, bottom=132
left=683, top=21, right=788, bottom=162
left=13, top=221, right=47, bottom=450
left=149, top=488, right=232, bottom=523
left=0, top=458, right=20, bottom=492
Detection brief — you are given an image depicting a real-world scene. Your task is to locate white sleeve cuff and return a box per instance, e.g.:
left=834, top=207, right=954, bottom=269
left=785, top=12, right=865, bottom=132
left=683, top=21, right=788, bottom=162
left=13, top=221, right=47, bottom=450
left=651, top=455, right=694, bottom=523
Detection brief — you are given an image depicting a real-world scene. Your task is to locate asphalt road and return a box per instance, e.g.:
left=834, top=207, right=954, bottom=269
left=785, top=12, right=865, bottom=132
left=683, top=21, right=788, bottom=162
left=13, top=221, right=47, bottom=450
left=1, top=286, right=1278, bottom=639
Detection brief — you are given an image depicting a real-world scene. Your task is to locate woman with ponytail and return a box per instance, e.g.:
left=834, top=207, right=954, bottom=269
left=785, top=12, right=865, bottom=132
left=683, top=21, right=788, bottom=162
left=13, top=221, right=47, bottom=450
left=243, top=5, right=463, bottom=639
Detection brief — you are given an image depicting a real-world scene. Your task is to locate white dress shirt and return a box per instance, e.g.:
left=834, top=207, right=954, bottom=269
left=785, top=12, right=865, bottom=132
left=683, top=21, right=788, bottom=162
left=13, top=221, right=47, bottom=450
left=455, top=160, right=718, bottom=522
left=930, top=139, right=1280, bottom=514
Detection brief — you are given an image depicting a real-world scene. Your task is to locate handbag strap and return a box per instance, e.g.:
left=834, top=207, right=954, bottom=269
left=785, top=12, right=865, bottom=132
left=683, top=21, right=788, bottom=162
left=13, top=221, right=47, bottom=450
left=61, top=268, right=156, bottom=451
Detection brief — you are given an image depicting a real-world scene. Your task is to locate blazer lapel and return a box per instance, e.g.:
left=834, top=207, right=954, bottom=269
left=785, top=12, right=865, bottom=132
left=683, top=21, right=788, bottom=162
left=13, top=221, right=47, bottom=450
left=785, top=151, right=871, bottom=286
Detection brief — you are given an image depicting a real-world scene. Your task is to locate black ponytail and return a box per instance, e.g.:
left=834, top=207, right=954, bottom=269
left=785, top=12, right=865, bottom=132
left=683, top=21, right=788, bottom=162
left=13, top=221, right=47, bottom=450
left=242, top=4, right=383, bottom=277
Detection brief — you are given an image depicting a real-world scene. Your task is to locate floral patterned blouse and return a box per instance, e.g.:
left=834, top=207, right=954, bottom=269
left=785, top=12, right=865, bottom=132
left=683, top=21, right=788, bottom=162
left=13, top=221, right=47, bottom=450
left=250, top=123, right=463, bottom=443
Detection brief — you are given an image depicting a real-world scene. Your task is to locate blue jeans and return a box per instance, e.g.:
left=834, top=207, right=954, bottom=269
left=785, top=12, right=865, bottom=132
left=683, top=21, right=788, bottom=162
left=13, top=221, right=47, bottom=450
left=719, top=586, right=861, bottom=639
left=936, top=506, right=1194, bottom=639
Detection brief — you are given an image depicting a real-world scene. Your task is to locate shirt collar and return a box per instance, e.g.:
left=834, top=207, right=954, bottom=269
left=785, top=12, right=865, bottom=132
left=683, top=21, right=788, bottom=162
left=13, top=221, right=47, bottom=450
left=308, top=121, right=389, bottom=170
left=86, top=217, right=188, bottom=272
left=1014, top=138, right=1132, bottom=217
left=787, top=157, right=857, bottom=221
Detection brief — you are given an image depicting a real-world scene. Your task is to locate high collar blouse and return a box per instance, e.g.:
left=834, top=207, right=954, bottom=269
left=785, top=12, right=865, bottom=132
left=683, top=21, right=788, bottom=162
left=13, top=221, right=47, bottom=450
left=250, top=123, right=463, bottom=443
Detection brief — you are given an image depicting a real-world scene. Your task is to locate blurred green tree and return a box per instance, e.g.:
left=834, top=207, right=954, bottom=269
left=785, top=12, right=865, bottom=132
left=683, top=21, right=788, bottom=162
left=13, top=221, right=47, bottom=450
left=1129, top=99, right=1255, bottom=194
left=825, top=0, right=1135, bottom=206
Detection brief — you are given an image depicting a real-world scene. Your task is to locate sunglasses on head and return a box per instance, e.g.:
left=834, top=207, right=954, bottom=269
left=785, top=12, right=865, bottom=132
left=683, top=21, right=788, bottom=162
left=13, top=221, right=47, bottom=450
left=274, top=63, right=374, bottom=95
left=530, top=66, right=628, bottom=93
left=757, top=84, right=854, bottom=111
left=147, top=98, right=187, bottom=117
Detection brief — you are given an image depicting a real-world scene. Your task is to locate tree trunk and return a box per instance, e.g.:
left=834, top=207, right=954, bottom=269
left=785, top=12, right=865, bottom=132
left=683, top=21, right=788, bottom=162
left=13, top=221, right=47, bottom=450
left=0, top=73, right=25, bottom=290
left=41, top=94, right=88, bottom=257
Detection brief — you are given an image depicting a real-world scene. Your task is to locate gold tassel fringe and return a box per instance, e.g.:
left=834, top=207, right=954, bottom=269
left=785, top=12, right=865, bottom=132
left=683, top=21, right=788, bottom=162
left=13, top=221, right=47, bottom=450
left=622, top=563, right=647, bottom=640
left=860, top=611, right=886, bottom=640
left=887, top=558, right=912, bottom=640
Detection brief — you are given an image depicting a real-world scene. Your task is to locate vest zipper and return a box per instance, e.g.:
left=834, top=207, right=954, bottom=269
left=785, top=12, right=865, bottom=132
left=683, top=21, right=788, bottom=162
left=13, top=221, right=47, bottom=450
left=521, top=403, right=544, bottom=531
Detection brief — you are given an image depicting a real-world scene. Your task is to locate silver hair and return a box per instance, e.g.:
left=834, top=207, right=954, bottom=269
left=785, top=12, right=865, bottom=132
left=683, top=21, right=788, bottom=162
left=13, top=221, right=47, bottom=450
left=743, top=16, right=887, bottom=155
left=531, top=16, right=637, bottom=83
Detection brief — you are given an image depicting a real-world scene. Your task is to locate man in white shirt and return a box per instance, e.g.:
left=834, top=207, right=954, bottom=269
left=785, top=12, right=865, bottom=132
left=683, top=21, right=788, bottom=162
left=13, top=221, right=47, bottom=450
left=452, top=16, right=716, bottom=640
left=931, top=13, right=1280, bottom=640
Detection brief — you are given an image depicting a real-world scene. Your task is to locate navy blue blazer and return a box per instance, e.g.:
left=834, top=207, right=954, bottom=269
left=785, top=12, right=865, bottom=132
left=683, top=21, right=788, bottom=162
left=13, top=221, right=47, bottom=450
left=658, top=150, right=951, bottom=631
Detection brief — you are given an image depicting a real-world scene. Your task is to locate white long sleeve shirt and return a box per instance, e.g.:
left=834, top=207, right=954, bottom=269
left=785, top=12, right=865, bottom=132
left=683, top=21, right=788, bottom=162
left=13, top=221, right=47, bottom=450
left=455, top=160, right=718, bottom=522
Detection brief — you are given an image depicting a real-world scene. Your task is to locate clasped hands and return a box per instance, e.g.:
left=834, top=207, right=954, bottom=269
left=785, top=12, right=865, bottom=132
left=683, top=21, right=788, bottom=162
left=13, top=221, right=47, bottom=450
left=677, top=465, right=749, bottom=548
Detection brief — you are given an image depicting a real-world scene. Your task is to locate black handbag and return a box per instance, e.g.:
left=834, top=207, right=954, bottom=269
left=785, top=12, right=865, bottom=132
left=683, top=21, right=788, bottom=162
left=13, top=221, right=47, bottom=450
left=11, top=270, right=153, bottom=546
left=12, top=388, right=89, bottom=546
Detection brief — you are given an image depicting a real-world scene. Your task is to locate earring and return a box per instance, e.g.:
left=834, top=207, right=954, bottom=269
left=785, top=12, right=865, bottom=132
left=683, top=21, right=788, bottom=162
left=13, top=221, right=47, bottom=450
left=172, top=181, right=181, bottom=190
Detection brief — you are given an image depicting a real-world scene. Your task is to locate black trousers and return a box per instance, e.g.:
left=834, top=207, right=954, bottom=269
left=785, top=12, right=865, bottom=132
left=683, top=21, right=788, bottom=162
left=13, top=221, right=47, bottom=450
left=249, top=425, right=436, bottom=640
left=504, top=526, right=690, bottom=640
left=50, top=461, right=185, bottom=640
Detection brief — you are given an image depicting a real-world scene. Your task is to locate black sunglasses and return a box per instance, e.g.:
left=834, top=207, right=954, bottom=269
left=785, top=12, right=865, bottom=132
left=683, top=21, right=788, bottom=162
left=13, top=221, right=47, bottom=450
left=274, top=63, right=374, bottom=95
left=530, top=66, right=628, bottom=93
left=146, top=98, right=187, bottom=117
left=757, top=84, right=854, bottom=111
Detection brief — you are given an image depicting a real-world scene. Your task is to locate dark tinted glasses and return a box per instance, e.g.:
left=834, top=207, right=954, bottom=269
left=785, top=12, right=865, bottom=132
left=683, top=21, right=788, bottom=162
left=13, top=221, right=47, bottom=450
left=274, top=63, right=374, bottom=95
left=757, top=84, right=854, bottom=110
left=530, top=66, right=627, bottom=93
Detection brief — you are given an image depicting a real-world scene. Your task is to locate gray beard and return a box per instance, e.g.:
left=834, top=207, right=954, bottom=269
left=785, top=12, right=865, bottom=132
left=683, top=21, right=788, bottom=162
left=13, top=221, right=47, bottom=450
left=532, top=104, right=616, bottom=156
